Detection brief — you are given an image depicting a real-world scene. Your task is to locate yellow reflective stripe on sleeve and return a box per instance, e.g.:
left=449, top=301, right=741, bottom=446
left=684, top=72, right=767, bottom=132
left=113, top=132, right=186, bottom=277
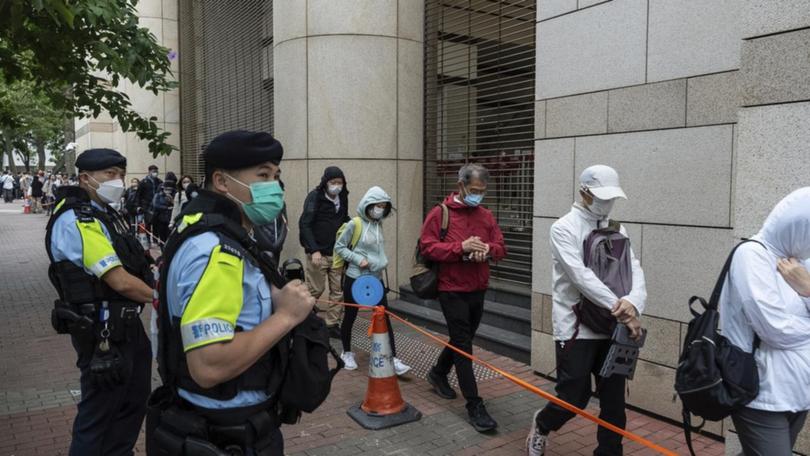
left=76, top=219, right=121, bottom=278
left=177, top=212, right=203, bottom=233
left=180, top=244, right=244, bottom=351
left=55, top=199, right=66, bottom=212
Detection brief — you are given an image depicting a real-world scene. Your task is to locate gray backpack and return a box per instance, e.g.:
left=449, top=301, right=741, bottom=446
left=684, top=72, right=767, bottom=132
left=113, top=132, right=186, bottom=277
left=572, top=221, right=633, bottom=339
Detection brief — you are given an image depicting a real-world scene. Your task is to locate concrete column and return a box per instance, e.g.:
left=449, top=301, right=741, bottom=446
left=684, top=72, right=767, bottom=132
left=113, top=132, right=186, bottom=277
left=273, top=0, right=425, bottom=289
left=73, top=0, right=180, bottom=179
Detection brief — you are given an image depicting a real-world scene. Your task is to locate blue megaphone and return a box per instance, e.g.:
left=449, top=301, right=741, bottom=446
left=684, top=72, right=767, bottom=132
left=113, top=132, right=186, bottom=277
left=352, top=274, right=385, bottom=306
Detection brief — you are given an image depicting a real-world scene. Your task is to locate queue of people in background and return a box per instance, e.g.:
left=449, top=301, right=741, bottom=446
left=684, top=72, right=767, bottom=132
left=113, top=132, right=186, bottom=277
left=149, top=171, right=176, bottom=243
left=16, top=146, right=810, bottom=455
left=168, top=174, right=195, bottom=228
left=0, top=169, right=75, bottom=212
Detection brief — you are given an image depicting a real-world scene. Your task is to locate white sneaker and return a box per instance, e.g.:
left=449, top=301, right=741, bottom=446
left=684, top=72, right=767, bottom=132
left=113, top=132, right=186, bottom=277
left=393, top=357, right=411, bottom=376
left=341, top=351, right=357, bottom=370
left=526, top=410, right=548, bottom=456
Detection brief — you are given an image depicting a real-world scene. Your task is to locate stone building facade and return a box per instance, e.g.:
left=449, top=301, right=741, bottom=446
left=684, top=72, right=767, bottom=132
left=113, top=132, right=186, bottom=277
left=529, top=1, right=810, bottom=453
left=73, top=0, right=180, bottom=179
left=81, top=1, right=810, bottom=452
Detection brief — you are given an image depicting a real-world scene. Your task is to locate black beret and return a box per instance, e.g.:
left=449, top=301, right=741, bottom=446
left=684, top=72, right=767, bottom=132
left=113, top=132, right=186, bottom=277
left=75, top=148, right=127, bottom=171
left=204, top=130, right=283, bottom=170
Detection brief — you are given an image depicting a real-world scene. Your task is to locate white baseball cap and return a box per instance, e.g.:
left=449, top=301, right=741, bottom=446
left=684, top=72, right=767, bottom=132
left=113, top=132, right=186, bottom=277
left=579, top=165, right=627, bottom=200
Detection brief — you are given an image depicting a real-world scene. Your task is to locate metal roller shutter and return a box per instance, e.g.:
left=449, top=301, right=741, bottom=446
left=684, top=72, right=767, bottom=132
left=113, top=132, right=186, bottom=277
left=424, top=0, right=536, bottom=290
left=179, top=0, right=274, bottom=182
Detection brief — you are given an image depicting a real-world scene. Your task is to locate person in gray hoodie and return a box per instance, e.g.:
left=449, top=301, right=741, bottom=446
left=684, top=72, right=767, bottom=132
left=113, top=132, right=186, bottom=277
left=334, top=186, right=411, bottom=375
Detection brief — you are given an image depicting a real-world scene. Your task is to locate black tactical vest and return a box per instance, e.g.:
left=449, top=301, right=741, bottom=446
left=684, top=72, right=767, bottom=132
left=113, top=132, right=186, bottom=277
left=45, top=186, right=153, bottom=307
left=157, top=190, right=284, bottom=401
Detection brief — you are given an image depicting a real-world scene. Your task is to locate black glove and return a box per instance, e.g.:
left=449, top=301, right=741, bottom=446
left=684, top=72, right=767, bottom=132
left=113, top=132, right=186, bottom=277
left=89, top=343, right=130, bottom=391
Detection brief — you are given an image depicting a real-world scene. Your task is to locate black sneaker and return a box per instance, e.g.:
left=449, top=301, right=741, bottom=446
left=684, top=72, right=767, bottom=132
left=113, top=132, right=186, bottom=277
left=467, top=402, right=498, bottom=433
left=427, top=369, right=457, bottom=400
left=327, top=325, right=341, bottom=339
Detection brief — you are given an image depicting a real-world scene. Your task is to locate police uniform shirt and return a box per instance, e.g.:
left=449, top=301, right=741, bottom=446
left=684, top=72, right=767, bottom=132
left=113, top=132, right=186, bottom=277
left=166, top=219, right=273, bottom=409
left=50, top=199, right=122, bottom=277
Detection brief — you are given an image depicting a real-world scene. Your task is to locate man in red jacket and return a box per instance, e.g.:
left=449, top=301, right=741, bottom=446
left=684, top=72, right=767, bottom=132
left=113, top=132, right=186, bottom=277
left=419, top=163, right=507, bottom=432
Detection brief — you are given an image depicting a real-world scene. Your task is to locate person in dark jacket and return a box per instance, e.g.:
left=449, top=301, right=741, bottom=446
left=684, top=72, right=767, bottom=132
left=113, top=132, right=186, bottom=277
left=30, top=173, right=44, bottom=213
left=123, top=178, right=140, bottom=225
left=137, top=164, right=162, bottom=240
left=419, top=163, right=507, bottom=433
left=298, top=166, right=349, bottom=336
left=137, top=164, right=162, bottom=212
left=150, top=172, right=176, bottom=243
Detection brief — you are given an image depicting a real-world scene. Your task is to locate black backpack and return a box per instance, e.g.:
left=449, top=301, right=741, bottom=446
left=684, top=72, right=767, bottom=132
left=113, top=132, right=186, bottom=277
left=674, top=240, right=763, bottom=456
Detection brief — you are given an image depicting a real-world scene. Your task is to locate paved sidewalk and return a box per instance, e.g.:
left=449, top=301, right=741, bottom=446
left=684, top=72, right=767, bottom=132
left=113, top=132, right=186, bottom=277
left=0, top=209, right=723, bottom=455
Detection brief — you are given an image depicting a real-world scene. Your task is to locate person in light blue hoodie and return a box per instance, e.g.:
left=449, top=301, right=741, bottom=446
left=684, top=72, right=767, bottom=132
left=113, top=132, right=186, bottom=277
left=335, top=186, right=411, bottom=376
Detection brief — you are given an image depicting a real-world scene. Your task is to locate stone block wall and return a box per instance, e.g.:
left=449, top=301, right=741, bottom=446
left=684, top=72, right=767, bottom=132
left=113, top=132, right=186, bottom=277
left=531, top=0, right=740, bottom=441
left=532, top=1, right=810, bottom=453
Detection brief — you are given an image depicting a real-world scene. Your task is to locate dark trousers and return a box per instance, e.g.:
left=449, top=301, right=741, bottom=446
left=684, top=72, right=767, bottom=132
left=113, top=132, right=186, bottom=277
left=536, top=339, right=626, bottom=456
left=433, top=291, right=485, bottom=408
left=341, top=275, right=396, bottom=357
left=732, top=407, right=808, bottom=456
left=153, top=220, right=170, bottom=243
left=70, top=322, right=152, bottom=456
left=2, top=188, right=13, bottom=202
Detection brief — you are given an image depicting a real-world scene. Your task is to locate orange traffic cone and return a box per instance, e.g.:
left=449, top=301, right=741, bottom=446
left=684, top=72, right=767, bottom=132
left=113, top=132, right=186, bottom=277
left=347, top=306, right=422, bottom=430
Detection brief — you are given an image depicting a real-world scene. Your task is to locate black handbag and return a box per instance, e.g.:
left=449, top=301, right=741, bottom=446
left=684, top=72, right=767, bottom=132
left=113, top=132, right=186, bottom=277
left=410, top=204, right=448, bottom=299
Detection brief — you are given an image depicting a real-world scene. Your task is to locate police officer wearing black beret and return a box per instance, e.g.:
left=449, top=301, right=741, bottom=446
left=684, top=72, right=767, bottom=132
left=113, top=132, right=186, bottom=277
left=148, top=131, right=315, bottom=455
left=45, top=148, right=154, bottom=455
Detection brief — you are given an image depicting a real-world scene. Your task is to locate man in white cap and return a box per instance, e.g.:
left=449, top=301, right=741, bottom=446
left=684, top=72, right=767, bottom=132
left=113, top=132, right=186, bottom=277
left=525, top=165, right=647, bottom=456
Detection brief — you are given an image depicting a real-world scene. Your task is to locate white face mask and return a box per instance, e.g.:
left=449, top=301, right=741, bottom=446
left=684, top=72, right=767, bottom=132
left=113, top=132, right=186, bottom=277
left=370, top=206, right=385, bottom=220
left=89, top=176, right=126, bottom=204
left=151, top=171, right=158, bottom=178
left=182, top=181, right=191, bottom=190
left=327, top=184, right=343, bottom=196
left=588, top=197, right=615, bottom=217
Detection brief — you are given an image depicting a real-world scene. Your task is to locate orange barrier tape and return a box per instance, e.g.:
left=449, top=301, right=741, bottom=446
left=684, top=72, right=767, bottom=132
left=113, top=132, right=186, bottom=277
left=318, top=299, right=677, bottom=456
left=136, top=223, right=166, bottom=247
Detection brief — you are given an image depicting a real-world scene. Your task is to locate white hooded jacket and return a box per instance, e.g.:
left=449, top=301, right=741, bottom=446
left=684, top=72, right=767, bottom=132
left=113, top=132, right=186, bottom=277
left=550, top=203, right=647, bottom=341
left=719, top=187, right=810, bottom=412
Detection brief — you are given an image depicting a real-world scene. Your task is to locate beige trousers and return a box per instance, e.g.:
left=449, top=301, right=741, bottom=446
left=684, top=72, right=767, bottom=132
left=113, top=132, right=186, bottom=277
left=305, top=254, right=344, bottom=326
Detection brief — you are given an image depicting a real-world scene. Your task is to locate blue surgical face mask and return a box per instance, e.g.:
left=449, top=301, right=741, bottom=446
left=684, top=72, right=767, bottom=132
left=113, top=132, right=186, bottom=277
left=463, top=190, right=484, bottom=207
left=226, top=174, right=285, bottom=225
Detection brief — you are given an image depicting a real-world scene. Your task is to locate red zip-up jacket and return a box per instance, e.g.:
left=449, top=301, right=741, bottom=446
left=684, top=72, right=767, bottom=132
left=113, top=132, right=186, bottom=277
left=419, top=193, right=507, bottom=292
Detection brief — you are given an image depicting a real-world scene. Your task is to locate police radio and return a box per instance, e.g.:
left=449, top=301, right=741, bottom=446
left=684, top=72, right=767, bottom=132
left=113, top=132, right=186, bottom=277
left=281, top=258, right=305, bottom=283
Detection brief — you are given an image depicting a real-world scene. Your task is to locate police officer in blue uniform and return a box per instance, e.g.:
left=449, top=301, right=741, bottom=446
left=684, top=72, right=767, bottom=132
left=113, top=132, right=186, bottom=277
left=45, top=148, right=154, bottom=455
left=148, top=131, right=315, bottom=455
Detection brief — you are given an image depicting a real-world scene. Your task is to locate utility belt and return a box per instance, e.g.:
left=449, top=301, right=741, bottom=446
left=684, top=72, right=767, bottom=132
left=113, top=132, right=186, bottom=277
left=147, top=386, right=281, bottom=456
left=51, top=299, right=143, bottom=348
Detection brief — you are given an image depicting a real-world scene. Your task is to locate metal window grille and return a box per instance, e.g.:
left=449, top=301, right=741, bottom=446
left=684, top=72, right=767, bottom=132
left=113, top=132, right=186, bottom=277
left=424, top=0, right=536, bottom=290
left=179, top=0, right=274, bottom=182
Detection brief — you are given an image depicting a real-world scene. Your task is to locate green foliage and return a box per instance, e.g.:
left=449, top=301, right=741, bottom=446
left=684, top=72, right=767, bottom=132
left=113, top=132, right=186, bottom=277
left=0, top=76, right=68, bottom=170
left=0, top=0, right=177, bottom=157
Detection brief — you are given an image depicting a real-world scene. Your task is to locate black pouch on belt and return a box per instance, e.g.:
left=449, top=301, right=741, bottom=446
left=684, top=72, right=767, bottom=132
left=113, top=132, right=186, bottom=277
left=51, top=299, right=94, bottom=335
left=146, top=386, right=212, bottom=456
left=105, top=301, right=142, bottom=342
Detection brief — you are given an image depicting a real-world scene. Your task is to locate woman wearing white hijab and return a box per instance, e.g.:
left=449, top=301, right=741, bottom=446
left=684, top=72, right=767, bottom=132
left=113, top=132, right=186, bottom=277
left=719, top=187, right=810, bottom=455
